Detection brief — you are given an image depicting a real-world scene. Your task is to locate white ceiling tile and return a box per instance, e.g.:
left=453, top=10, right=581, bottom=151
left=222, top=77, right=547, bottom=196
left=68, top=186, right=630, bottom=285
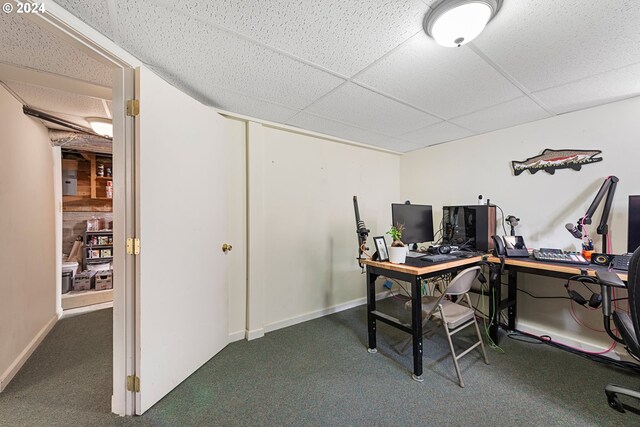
left=152, top=0, right=435, bottom=77
left=114, top=1, right=344, bottom=110
left=532, top=63, right=640, bottom=114
left=53, top=0, right=114, bottom=38
left=287, top=112, right=421, bottom=152
left=0, top=11, right=113, bottom=86
left=355, top=32, right=522, bottom=118
left=473, top=0, right=640, bottom=91
left=152, top=68, right=300, bottom=123
left=306, top=83, right=440, bottom=136
left=4, top=80, right=110, bottom=119
left=450, top=96, right=551, bottom=134
left=402, top=121, right=474, bottom=147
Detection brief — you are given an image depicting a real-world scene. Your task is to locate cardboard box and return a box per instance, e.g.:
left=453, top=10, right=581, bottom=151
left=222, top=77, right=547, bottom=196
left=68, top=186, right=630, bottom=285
left=73, top=270, right=96, bottom=291
left=94, top=270, right=113, bottom=290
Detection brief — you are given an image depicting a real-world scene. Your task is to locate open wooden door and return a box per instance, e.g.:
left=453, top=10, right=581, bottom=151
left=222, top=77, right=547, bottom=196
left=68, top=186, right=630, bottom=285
left=134, top=66, right=229, bottom=414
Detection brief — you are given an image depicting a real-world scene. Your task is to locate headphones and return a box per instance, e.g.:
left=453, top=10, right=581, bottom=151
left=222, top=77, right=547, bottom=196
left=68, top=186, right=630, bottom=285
left=427, top=245, right=452, bottom=255
left=565, top=275, right=601, bottom=308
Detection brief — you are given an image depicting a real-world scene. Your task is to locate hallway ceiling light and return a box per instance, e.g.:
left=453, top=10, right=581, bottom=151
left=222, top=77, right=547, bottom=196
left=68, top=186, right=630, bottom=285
left=86, top=117, right=113, bottom=138
left=424, top=0, right=502, bottom=47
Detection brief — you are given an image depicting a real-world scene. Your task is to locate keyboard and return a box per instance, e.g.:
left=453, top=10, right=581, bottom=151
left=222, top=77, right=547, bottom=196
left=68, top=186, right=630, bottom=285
left=420, top=254, right=458, bottom=263
left=533, top=248, right=589, bottom=265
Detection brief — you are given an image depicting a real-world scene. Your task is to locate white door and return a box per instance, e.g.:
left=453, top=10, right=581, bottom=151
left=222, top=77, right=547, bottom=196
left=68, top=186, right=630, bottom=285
left=134, top=66, right=229, bottom=414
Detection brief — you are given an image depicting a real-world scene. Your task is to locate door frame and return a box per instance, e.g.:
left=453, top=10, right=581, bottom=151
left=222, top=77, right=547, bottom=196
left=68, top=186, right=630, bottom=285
left=26, top=1, right=141, bottom=415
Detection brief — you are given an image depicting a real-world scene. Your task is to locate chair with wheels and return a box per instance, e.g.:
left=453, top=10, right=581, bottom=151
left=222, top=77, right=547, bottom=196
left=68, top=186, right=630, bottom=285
left=404, top=266, right=489, bottom=387
left=595, top=247, right=640, bottom=414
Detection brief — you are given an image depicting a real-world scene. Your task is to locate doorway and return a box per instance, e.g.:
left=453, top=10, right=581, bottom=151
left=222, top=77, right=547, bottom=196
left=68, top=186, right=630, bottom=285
left=0, top=7, right=136, bottom=416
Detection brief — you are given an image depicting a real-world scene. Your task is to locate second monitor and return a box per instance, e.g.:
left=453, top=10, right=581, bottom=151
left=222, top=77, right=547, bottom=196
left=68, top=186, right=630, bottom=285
left=391, top=203, right=434, bottom=245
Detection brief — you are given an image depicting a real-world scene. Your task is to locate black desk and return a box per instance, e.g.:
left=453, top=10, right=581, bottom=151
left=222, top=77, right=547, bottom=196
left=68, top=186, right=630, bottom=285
left=486, top=256, right=629, bottom=344
left=362, top=256, right=484, bottom=381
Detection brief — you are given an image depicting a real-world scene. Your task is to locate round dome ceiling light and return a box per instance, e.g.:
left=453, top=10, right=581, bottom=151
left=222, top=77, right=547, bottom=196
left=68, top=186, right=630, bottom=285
left=424, top=0, right=502, bottom=47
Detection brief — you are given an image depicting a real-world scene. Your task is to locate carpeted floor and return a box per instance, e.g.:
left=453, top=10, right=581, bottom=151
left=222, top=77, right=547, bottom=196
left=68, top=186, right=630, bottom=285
left=1, top=305, right=639, bottom=426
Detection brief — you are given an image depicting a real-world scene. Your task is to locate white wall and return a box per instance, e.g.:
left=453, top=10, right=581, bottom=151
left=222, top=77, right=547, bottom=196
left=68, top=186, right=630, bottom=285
left=225, top=117, right=247, bottom=341
left=401, top=96, right=640, bottom=352
left=247, top=123, right=400, bottom=336
left=0, top=85, right=57, bottom=390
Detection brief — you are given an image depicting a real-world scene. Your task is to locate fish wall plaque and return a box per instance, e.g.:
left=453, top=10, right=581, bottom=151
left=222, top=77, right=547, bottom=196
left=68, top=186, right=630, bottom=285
left=512, top=149, right=602, bottom=176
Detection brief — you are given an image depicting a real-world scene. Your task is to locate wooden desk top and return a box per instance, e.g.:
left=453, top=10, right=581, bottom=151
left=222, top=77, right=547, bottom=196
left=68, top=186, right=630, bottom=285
left=362, top=256, right=484, bottom=276
left=485, top=256, right=628, bottom=282
left=362, top=255, right=628, bottom=282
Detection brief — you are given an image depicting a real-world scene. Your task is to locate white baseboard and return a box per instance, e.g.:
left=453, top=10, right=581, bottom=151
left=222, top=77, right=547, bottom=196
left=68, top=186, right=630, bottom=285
left=228, top=330, right=246, bottom=343
left=246, top=328, right=264, bottom=341
left=516, top=321, right=628, bottom=360
left=61, top=301, right=113, bottom=319
left=0, top=314, right=57, bottom=391
left=263, top=291, right=388, bottom=334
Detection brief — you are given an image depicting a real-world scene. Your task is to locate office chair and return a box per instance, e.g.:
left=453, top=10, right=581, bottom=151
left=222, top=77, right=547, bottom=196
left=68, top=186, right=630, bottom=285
left=404, top=266, right=489, bottom=387
left=596, top=247, right=640, bottom=413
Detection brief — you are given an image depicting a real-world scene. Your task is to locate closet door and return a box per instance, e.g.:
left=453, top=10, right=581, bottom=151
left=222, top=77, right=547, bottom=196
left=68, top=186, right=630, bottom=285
left=134, top=66, right=229, bottom=414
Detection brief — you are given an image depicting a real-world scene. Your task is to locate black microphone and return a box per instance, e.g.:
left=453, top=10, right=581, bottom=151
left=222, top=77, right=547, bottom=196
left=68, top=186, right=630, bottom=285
left=357, top=220, right=369, bottom=235
left=506, top=215, right=519, bottom=227
left=565, top=223, right=583, bottom=239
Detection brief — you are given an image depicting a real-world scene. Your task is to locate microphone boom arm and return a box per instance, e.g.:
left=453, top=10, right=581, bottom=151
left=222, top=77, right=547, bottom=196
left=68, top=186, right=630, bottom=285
left=575, top=176, right=619, bottom=251
left=353, top=196, right=370, bottom=270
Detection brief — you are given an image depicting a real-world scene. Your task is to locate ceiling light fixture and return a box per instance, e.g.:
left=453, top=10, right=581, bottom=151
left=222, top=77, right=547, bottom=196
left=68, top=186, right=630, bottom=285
left=86, top=117, right=113, bottom=138
left=424, top=0, right=502, bottom=47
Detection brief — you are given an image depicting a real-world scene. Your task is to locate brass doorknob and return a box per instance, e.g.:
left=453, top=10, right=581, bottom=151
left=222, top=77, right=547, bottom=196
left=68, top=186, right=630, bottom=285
left=222, top=243, right=233, bottom=253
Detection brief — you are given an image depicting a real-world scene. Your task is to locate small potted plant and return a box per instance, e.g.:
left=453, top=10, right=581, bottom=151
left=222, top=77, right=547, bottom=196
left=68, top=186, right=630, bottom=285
left=386, top=223, right=407, bottom=264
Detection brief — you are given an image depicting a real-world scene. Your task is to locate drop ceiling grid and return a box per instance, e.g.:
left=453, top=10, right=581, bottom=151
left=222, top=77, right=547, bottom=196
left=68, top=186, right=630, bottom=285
left=286, top=111, right=423, bottom=152
left=304, top=83, right=442, bottom=137
left=4, top=80, right=109, bottom=118
left=449, top=96, right=551, bottom=134
left=471, top=0, right=640, bottom=92
left=531, top=62, right=640, bottom=114
left=0, top=10, right=113, bottom=87
left=401, top=121, right=474, bottom=147
left=113, top=0, right=345, bottom=110
left=53, top=0, right=114, bottom=39
left=149, top=0, right=439, bottom=77
left=152, top=66, right=301, bottom=123
left=354, top=32, right=524, bottom=119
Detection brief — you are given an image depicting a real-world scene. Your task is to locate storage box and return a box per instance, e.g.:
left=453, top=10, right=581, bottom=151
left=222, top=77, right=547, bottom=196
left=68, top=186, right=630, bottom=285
left=73, top=270, right=96, bottom=291
left=94, top=270, right=113, bottom=290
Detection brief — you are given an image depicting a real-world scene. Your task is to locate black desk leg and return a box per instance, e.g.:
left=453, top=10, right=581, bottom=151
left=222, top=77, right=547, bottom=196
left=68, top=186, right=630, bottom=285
left=507, top=270, right=517, bottom=331
left=489, top=264, right=501, bottom=344
left=366, top=268, right=378, bottom=353
left=411, top=277, right=424, bottom=381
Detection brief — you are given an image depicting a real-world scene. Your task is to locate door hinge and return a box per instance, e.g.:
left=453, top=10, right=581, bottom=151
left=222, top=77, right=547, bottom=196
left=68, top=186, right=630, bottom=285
left=126, top=99, right=139, bottom=117
left=126, top=238, right=140, bottom=255
left=126, top=375, right=140, bottom=392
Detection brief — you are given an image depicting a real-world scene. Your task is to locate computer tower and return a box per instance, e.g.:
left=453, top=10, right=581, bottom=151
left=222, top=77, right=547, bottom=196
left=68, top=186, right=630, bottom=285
left=442, top=205, right=496, bottom=252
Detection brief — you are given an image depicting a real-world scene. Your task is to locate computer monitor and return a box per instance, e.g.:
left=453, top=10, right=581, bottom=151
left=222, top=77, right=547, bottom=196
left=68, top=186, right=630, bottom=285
left=629, top=195, right=640, bottom=253
left=391, top=203, right=434, bottom=244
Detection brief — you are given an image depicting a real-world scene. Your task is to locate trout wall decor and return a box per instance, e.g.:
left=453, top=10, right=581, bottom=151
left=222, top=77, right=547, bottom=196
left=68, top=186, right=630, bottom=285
left=512, top=149, right=603, bottom=176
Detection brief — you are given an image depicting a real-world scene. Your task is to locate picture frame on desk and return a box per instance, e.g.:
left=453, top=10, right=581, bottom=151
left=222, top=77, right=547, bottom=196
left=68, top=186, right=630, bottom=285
left=373, top=236, right=389, bottom=262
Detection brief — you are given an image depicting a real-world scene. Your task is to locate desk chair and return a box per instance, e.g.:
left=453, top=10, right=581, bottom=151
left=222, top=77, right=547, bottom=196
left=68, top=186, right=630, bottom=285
left=596, top=247, right=640, bottom=413
left=404, top=266, right=489, bottom=387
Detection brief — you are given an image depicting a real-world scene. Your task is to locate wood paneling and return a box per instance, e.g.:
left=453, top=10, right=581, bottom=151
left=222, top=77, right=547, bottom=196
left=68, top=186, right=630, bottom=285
left=62, top=151, right=112, bottom=212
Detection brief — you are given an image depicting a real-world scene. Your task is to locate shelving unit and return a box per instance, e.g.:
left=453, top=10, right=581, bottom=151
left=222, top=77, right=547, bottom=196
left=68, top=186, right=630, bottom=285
left=83, top=230, right=113, bottom=270
left=62, top=151, right=113, bottom=212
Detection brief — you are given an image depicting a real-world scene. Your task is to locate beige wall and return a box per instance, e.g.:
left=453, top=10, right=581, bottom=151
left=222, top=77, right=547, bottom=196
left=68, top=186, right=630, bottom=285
left=246, top=123, right=400, bottom=336
left=0, top=85, right=57, bottom=389
left=400, top=96, right=640, bottom=352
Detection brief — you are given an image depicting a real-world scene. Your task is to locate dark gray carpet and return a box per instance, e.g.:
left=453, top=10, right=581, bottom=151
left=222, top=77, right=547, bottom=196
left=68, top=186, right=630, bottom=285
left=1, top=305, right=639, bottom=426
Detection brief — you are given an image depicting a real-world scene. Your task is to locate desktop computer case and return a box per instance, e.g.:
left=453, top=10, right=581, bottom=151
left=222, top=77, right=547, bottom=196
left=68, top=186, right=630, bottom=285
left=442, top=205, right=496, bottom=252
